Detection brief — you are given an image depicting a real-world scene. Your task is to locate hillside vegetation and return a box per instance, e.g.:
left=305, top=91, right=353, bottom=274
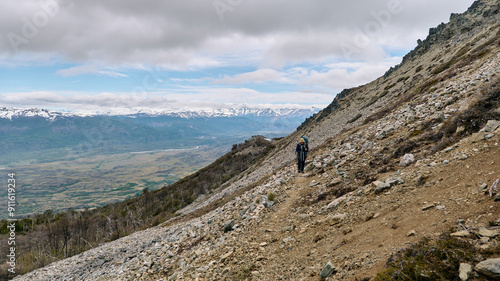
left=9, top=0, right=500, bottom=280
left=0, top=136, right=274, bottom=278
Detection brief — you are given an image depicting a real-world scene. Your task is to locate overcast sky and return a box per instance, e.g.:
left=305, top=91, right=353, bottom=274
left=0, top=0, right=475, bottom=113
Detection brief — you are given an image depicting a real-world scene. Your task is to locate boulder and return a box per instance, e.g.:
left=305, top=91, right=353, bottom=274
left=459, top=263, right=473, bottom=281
left=495, top=194, right=500, bottom=202
left=310, top=180, right=320, bottom=187
left=374, top=182, right=391, bottom=194
left=481, top=120, right=500, bottom=132
left=400, top=153, right=416, bottom=167
left=326, top=196, right=347, bottom=210
left=319, top=261, right=336, bottom=279
left=387, top=178, right=405, bottom=186
left=476, top=258, right=500, bottom=279
left=450, top=230, right=470, bottom=237
left=478, top=228, right=500, bottom=238
left=329, top=178, right=342, bottom=186
left=223, top=220, right=235, bottom=233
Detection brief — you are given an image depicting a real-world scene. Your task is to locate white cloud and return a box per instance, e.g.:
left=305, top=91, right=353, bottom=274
left=214, top=68, right=290, bottom=84
left=0, top=0, right=475, bottom=68
left=304, top=58, right=402, bottom=89
left=57, top=65, right=128, bottom=77
left=0, top=88, right=332, bottom=113
left=0, top=0, right=478, bottom=111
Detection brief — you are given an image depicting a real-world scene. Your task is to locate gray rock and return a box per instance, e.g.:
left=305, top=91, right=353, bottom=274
left=485, top=133, right=495, bottom=140
left=459, top=263, right=473, bottom=281
left=444, top=145, right=457, bottom=152
left=495, top=194, right=500, bottom=202
left=387, top=178, right=404, bottom=186
left=422, top=203, right=436, bottom=211
left=400, top=153, right=416, bottom=167
left=481, top=120, right=500, bottom=132
left=476, top=258, right=500, bottom=279
left=478, top=228, right=500, bottom=238
left=319, top=261, right=336, bottom=279
left=329, top=178, right=342, bottom=186
left=326, top=196, right=347, bottom=210
left=329, top=214, right=347, bottom=225
left=263, top=200, right=274, bottom=208
left=375, top=182, right=391, bottom=194
left=376, top=131, right=387, bottom=140
left=223, top=220, right=235, bottom=233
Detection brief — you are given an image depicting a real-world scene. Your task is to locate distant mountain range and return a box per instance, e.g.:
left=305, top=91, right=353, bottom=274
left=0, top=106, right=320, bottom=165
left=0, top=107, right=71, bottom=121
left=0, top=106, right=320, bottom=120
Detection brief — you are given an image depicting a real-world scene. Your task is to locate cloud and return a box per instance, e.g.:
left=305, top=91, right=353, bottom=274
left=57, top=65, right=128, bottom=77
left=0, top=91, right=175, bottom=110
left=0, top=0, right=477, bottom=112
left=0, top=0, right=475, bottom=68
left=0, top=88, right=332, bottom=113
left=304, top=58, right=402, bottom=89
left=211, top=56, right=401, bottom=91
left=214, top=68, right=290, bottom=84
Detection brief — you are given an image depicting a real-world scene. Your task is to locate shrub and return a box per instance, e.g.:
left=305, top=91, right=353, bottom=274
left=267, top=191, right=276, bottom=202
left=373, top=234, right=477, bottom=281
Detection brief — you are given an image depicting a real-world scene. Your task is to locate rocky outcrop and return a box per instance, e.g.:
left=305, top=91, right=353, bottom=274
left=401, top=0, right=500, bottom=65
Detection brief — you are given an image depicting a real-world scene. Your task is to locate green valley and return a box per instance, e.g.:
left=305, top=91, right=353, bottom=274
left=4, top=145, right=226, bottom=218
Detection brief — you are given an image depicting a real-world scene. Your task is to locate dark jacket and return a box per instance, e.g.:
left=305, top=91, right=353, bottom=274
left=296, top=143, right=308, bottom=161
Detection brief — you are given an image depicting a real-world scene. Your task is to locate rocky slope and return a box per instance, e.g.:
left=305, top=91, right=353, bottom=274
left=12, top=0, right=500, bottom=280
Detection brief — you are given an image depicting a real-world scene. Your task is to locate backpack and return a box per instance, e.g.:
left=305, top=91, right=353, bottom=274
left=301, top=136, right=309, bottom=146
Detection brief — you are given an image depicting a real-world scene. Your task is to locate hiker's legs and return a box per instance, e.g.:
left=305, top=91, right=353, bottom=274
left=298, top=159, right=305, bottom=172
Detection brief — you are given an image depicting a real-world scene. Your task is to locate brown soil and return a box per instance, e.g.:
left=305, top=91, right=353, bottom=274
left=225, top=137, right=500, bottom=280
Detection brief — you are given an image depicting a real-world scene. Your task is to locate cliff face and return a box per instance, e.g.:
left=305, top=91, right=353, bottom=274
left=13, top=0, right=500, bottom=280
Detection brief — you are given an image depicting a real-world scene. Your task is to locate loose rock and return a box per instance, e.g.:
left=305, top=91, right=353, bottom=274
left=475, top=258, right=500, bottom=279
left=319, top=261, right=336, bottom=279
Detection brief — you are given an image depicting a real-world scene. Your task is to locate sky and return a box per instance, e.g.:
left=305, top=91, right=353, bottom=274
left=0, top=0, right=476, bottom=114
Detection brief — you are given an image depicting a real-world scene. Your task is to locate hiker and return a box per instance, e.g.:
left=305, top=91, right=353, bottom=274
left=295, top=138, right=308, bottom=173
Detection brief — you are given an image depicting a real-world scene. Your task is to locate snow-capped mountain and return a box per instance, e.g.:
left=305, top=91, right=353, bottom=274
left=0, top=105, right=319, bottom=165
left=0, top=106, right=320, bottom=120
left=131, top=106, right=320, bottom=118
left=0, top=107, right=75, bottom=121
